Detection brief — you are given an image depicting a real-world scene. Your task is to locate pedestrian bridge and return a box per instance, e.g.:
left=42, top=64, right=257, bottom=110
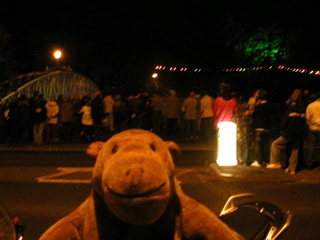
left=0, top=67, right=100, bottom=102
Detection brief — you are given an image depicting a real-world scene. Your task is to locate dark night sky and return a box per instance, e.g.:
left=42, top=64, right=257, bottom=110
left=1, top=1, right=320, bottom=89
left=0, top=2, right=218, bottom=72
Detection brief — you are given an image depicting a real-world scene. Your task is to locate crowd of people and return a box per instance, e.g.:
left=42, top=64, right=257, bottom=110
left=236, top=87, right=319, bottom=174
left=0, top=84, right=319, bottom=174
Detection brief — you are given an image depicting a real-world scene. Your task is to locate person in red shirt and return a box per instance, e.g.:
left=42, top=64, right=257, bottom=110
left=212, top=83, right=238, bottom=130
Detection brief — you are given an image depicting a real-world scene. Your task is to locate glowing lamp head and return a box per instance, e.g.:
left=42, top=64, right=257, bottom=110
left=54, top=50, right=62, bottom=59
left=152, top=73, right=158, bottom=78
left=216, top=122, right=237, bottom=166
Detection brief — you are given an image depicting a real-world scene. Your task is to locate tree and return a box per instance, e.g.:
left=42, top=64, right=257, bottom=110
left=223, top=9, right=297, bottom=67
left=0, top=24, right=17, bottom=82
left=234, top=25, right=295, bottom=66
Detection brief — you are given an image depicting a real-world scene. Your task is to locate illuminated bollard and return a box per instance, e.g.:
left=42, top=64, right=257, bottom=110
left=216, top=122, right=237, bottom=166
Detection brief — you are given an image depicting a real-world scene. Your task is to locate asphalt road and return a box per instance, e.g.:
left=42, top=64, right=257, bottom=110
left=1, top=150, right=320, bottom=239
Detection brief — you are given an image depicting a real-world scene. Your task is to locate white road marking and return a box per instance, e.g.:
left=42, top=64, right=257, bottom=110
left=175, top=168, right=208, bottom=184
left=36, top=167, right=93, bottom=184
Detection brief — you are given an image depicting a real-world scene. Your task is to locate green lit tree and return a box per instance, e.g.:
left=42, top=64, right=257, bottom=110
left=237, top=26, right=294, bottom=66
left=225, top=14, right=296, bottom=67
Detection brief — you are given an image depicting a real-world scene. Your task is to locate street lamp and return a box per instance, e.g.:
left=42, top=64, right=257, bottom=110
left=150, top=73, right=160, bottom=90
left=53, top=50, right=62, bottom=66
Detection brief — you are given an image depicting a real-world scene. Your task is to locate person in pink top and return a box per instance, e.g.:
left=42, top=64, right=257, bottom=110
left=212, top=82, right=238, bottom=130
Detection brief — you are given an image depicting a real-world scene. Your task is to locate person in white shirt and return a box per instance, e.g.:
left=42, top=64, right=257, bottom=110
left=305, top=91, right=320, bottom=169
left=183, top=91, right=200, bottom=140
left=79, top=99, right=94, bottom=141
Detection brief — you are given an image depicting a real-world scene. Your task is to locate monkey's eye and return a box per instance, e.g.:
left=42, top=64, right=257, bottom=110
left=150, top=143, right=156, bottom=152
left=112, top=145, right=118, bottom=154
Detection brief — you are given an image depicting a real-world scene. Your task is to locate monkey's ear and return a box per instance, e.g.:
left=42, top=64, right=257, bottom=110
left=164, top=141, right=181, bottom=162
left=86, top=141, right=105, bottom=158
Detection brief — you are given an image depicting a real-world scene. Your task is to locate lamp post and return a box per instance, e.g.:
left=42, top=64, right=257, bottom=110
left=53, top=50, right=62, bottom=66
left=151, top=73, right=160, bottom=90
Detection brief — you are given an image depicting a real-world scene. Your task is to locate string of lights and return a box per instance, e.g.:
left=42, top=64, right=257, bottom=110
left=155, top=65, right=202, bottom=72
left=222, top=65, right=320, bottom=75
left=155, top=65, right=320, bottom=75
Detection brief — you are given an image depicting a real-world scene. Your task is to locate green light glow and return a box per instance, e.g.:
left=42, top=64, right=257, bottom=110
left=235, top=27, right=291, bottom=65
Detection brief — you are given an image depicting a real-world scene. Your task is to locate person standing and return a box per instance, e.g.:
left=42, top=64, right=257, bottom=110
left=79, top=99, right=94, bottom=141
left=212, top=83, right=238, bottom=161
left=127, top=92, right=145, bottom=129
left=59, top=97, right=74, bottom=141
left=112, top=94, right=127, bottom=133
left=251, top=89, right=274, bottom=167
left=139, top=92, right=153, bottom=131
left=163, top=89, right=181, bottom=137
left=103, top=91, right=115, bottom=132
left=200, top=91, right=214, bottom=141
left=305, top=91, right=320, bottom=170
left=247, top=89, right=261, bottom=115
left=19, top=95, right=31, bottom=144
left=242, top=89, right=261, bottom=163
left=45, top=96, right=59, bottom=142
left=235, top=101, right=254, bottom=165
left=71, top=93, right=83, bottom=139
left=7, top=97, right=21, bottom=145
left=91, top=92, right=105, bottom=141
left=31, top=94, right=47, bottom=145
left=268, top=89, right=306, bottom=174
left=183, top=91, right=200, bottom=140
left=150, top=91, right=164, bottom=135
left=212, top=83, right=238, bottom=130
